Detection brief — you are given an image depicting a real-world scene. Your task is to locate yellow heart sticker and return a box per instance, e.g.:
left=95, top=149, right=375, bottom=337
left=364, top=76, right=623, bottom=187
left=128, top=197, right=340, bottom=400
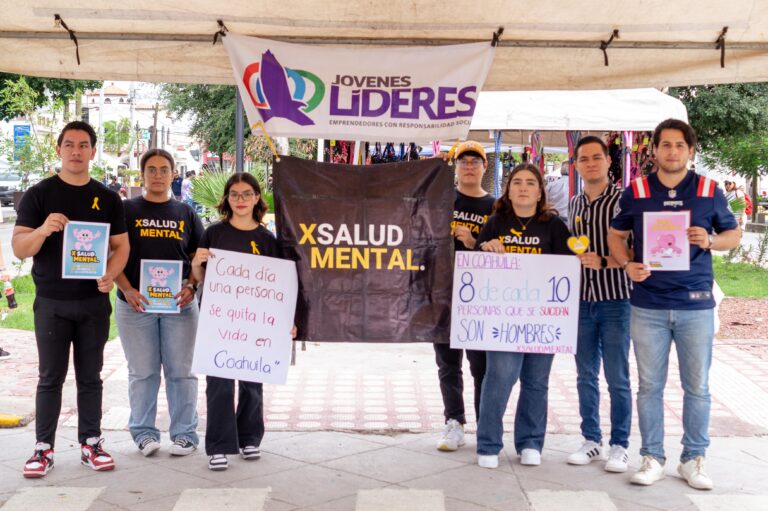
left=567, top=235, right=590, bottom=255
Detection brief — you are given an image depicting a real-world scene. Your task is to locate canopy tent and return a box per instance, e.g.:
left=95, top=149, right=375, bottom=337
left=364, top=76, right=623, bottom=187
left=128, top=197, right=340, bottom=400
left=1, top=2, right=768, bottom=89
left=467, top=88, right=689, bottom=147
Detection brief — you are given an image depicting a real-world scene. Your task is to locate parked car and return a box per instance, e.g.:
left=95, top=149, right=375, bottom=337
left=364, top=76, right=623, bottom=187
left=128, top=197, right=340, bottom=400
left=0, top=171, right=21, bottom=206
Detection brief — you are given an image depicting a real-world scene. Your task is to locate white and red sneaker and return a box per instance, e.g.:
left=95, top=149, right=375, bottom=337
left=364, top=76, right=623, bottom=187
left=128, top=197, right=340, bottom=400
left=81, top=438, right=115, bottom=472
left=23, top=443, right=54, bottom=478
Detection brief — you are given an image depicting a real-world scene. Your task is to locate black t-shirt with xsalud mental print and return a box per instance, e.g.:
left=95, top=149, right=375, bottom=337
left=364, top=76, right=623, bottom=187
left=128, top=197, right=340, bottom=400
left=476, top=213, right=571, bottom=255
left=15, top=175, right=127, bottom=300
left=117, top=196, right=204, bottom=303
left=452, top=190, right=496, bottom=252
left=199, top=221, right=283, bottom=259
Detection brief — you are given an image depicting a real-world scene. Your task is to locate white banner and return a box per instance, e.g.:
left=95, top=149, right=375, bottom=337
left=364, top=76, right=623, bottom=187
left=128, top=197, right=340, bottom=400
left=450, top=252, right=581, bottom=354
left=222, top=33, right=495, bottom=142
left=191, top=249, right=298, bottom=384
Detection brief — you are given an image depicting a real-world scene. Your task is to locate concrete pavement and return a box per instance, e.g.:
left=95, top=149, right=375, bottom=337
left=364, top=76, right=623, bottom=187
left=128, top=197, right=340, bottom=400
left=1, top=328, right=767, bottom=509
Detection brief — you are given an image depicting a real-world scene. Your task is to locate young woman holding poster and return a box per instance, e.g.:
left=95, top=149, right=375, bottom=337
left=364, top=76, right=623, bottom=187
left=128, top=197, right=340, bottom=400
left=191, top=173, right=292, bottom=471
left=115, top=148, right=204, bottom=457
left=474, top=163, right=571, bottom=469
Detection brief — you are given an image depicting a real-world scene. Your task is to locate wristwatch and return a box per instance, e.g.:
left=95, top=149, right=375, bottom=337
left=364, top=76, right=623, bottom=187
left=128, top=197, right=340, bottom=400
left=184, top=282, right=198, bottom=291
left=600, top=256, right=608, bottom=269
left=707, top=234, right=715, bottom=250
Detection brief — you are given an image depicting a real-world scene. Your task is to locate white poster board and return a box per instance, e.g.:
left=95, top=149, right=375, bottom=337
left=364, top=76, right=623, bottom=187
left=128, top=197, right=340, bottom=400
left=450, top=252, right=581, bottom=354
left=191, top=249, right=298, bottom=384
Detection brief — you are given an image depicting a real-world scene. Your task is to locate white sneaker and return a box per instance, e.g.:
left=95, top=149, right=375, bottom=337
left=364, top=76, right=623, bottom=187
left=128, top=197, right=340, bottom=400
left=436, top=419, right=465, bottom=452
left=478, top=454, right=499, bottom=469
left=208, top=454, right=228, bottom=471
left=520, top=449, right=541, bottom=466
left=605, top=445, right=629, bottom=473
left=567, top=440, right=603, bottom=465
left=677, top=456, right=714, bottom=490
left=630, top=455, right=665, bottom=486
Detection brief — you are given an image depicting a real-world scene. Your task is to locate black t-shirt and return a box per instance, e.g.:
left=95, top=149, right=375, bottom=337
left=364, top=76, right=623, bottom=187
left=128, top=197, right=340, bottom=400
left=15, top=175, right=127, bottom=299
left=199, top=221, right=282, bottom=259
left=476, top=212, right=571, bottom=255
left=118, top=197, right=204, bottom=302
left=452, top=190, right=495, bottom=252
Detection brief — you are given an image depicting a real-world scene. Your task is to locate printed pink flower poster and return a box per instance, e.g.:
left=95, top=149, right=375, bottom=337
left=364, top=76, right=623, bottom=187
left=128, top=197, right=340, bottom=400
left=643, top=211, right=691, bottom=271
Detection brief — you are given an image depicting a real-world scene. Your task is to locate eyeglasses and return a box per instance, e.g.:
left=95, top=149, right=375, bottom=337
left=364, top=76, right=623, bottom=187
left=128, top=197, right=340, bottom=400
left=146, top=168, right=171, bottom=176
left=228, top=191, right=256, bottom=201
left=457, top=158, right=484, bottom=167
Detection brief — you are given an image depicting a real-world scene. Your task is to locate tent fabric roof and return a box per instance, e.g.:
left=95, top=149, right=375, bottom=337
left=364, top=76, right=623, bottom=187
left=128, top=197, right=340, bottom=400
left=470, top=89, right=688, bottom=131
left=2, top=2, right=768, bottom=88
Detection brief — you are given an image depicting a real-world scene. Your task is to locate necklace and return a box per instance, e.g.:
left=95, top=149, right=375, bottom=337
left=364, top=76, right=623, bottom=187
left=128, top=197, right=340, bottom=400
left=514, top=214, right=534, bottom=231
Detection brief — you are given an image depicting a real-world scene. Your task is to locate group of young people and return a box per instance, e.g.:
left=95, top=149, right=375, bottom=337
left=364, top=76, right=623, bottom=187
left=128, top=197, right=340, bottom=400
left=439, top=119, right=739, bottom=491
left=12, top=118, right=739, bottom=492
left=13, top=121, right=284, bottom=477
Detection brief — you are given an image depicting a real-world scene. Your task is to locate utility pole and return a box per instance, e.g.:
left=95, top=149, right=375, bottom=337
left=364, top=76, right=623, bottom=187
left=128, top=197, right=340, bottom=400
left=128, top=83, right=136, bottom=169
left=150, top=103, right=159, bottom=149
left=235, top=91, right=244, bottom=173
left=97, top=86, right=105, bottom=165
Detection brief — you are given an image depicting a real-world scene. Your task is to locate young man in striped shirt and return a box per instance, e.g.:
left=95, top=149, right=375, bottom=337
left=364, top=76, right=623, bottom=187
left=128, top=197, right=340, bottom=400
left=608, top=119, right=741, bottom=490
left=566, top=136, right=633, bottom=473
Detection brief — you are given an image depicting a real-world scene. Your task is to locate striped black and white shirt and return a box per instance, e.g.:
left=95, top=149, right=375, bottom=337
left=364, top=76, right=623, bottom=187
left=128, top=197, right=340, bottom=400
left=568, top=184, right=631, bottom=302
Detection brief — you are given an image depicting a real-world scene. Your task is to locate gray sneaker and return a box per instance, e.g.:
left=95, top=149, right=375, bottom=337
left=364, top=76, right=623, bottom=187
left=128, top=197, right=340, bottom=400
left=137, top=437, right=161, bottom=457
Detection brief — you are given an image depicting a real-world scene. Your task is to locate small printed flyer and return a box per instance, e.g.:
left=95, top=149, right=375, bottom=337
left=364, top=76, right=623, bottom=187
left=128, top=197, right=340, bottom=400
left=61, top=221, right=110, bottom=279
left=643, top=211, right=691, bottom=271
left=139, top=260, right=183, bottom=313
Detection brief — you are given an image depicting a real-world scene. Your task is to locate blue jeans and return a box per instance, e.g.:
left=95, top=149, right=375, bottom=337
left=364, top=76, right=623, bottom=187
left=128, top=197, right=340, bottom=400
left=631, top=306, right=714, bottom=464
left=116, top=298, right=200, bottom=445
left=476, top=351, right=554, bottom=455
left=576, top=299, right=631, bottom=448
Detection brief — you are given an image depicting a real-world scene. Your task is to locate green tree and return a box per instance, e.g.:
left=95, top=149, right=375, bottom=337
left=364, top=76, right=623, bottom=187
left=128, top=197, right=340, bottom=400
left=0, top=77, right=58, bottom=189
left=103, top=117, right=133, bottom=156
left=161, top=84, right=249, bottom=170
left=0, top=74, right=101, bottom=121
left=670, top=83, right=768, bottom=220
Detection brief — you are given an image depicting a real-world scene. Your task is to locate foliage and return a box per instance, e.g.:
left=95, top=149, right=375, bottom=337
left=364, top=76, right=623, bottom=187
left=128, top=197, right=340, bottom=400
left=713, top=256, right=768, bottom=298
left=0, top=77, right=58, bottom=189
left=728, top=196, right=746, bottom=215
left=190, top=169, right=274, bottom=221
left=161, top=84, right=248, bottom=158
left=103, top=117, right=133, bottom=155
left=0, top=274, right=118, bottom=339
left=670, top=83, right=768, bottom=152
left=0, top=74, right=101, bottom=121
left=90, top=161, right=110, bottom=182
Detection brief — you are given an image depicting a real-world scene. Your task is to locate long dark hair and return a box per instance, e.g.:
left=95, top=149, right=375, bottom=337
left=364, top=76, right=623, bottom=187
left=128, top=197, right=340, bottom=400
left=493, top=163, right=558, bottom=221
left=140, top=148, right=175, bottom=174
left=217, top=172, right=268, bottom=223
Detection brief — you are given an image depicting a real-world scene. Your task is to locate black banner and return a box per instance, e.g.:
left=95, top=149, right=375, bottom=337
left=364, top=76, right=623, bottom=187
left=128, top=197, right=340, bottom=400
left=274, top=156, right=454, bottom=342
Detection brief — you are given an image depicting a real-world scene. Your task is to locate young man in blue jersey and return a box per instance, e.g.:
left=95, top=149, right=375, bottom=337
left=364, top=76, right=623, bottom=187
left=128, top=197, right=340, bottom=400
left=608, top=119, right=740, bottom=490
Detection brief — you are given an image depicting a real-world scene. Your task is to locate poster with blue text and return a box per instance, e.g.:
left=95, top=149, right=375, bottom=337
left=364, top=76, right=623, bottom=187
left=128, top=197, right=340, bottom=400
left=139, top=259, right=183, bottom=313
left=61, top=221, right=110, bottom=279
left=450, top=252, right=581, bottom=354
left=191, top=249, right=299, bottom=385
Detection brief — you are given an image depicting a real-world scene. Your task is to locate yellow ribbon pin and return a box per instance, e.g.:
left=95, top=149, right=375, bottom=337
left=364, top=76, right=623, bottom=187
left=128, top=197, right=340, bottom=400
left=91, top=197, right=100, bottom=210
left=179, top=220, right=185, bottom=233
left=250, top=241, right=260, bottom=255
left=567, top=235, right=590, bottom=255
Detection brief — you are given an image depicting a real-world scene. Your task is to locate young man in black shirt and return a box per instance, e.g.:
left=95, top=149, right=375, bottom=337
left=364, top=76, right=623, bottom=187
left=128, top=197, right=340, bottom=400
left=435, top=141, right=495, bottom=452
left=13, top=121, right=130, bottom=478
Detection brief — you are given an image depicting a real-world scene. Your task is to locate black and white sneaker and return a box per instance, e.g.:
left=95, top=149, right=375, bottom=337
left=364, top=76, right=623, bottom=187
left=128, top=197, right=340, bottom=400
left=0, top=348, right=10, bottom=360
left=567, top=440, right=604, bottom=465
left=137, top=437, right=161, bottom=457
left=208, top=454, right=228, bottom=471
left=169, top=438, right=196, bottom=456
left=240, top=445, right=261, bottom=460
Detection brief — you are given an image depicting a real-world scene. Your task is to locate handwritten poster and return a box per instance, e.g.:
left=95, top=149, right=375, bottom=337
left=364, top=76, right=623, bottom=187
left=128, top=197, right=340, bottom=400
left=450, top=252, right=581, bottom=354
left=139, top=260, right=183, bottom=313
left=61, top=221, right=110, bottom=279
left=191, top=249, right=299, bottom=384
left=643, top=211, right=691, bottom=271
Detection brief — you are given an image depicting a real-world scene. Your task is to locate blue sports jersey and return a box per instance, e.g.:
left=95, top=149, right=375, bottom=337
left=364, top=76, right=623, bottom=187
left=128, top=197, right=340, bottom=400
left=611, top=171, right=737, bottom=310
